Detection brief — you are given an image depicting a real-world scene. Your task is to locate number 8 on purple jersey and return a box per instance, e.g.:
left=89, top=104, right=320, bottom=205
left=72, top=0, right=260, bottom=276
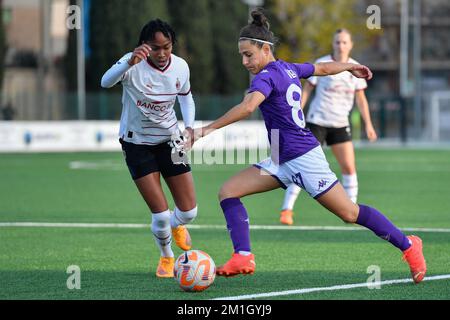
left=248, top=60, right=320, bottom=164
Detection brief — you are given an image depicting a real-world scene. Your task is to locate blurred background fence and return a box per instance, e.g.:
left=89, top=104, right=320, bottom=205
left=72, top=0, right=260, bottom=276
left=4, top=91, right=450, bottom=142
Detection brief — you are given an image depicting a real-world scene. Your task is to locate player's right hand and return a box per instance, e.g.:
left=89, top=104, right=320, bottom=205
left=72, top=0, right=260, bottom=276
left=190, top=127, right=203, bottom=146
left=127, top=44, right=152, bottom=66
left=191, top=127, right=214, bottom=144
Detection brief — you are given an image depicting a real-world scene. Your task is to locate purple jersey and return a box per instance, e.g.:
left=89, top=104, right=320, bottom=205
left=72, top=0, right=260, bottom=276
left=249, top=60, right=320, bottom=164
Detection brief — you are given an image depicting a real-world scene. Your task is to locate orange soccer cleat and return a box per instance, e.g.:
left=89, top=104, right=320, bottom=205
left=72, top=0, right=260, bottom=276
left=280, top=209, right=294, bottom=225
left=216, top=253, right=256, bottom=277
left=402, top=235, right=427, bottom=284
left=172, top=225, right=192, bottom=251
left=156, top=257, right=175, bottom=278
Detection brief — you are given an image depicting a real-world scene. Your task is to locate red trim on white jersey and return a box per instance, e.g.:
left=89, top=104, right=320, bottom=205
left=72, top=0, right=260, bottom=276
left=178, top=89, right=192, bottom=96
left=140, top=133, right=173, bottom=137
left=151, top=101, right=173, bottom=104
left=142, top=120, right=178, bottom=130
left=330, top=54, right=350, bottom=63
left=143, top=90, right=191, bottom=97
left=146, top=57, right=172, bottom=73
left=144, top=92, right=179, bottom=96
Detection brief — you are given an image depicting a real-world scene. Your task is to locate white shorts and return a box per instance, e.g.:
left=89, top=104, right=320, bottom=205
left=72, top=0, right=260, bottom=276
left=254, top=146, right=339, bottom=199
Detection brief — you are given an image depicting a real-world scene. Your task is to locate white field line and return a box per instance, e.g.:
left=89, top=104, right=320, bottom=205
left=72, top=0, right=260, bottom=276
left=0, top=222, right=450, bottom=233
left=68, top=160, right=450, bottom=172
left=212, top=274, right=450, bottom=300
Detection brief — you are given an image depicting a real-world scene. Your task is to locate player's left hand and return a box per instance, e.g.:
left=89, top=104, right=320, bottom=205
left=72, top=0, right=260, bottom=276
left=350, top=65, right=373, bottom=80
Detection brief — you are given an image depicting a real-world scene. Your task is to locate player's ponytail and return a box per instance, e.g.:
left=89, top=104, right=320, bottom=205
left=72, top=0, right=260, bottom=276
left=250, top=9, right=270, bottom=29
left=239, top=8, right=277, bottom=50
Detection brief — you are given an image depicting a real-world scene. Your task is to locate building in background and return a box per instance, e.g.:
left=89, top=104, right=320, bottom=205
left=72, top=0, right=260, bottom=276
left=0, top=0, right=449, bottom=142
left=2, top=0, right=68, bottom=120
left=354, top=0, right=450, bottom=140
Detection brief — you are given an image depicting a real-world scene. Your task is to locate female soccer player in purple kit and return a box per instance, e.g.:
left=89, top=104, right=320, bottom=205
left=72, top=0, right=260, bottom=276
left=191, top=9, right=426, bottom=283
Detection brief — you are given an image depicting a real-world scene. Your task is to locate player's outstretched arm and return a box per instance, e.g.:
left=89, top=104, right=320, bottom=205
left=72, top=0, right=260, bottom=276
left=313, top=62, right=373, bottom=80
left=192, top=91, right=265, bottom=143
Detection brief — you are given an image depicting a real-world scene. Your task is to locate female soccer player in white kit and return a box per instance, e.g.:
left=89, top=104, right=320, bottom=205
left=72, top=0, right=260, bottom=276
left=280, top=29, right=378, bottom=226
left=191, top=9, right=425, bottom=283
left=101, top=19, right=197, bottom=278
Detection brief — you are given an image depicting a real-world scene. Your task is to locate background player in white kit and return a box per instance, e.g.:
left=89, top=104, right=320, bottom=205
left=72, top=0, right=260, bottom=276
left=280, top=29, right=378, bottom=226
left=101, top=19, right=197, bottom=278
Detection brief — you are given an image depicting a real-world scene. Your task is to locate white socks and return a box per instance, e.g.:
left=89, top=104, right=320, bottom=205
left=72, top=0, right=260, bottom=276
left=151, top=206, right=197, bottom=257
left=342, top=174, right=358, bottom=203
left=170, top=206, right=198, bottom=229
left=282, top=184, right=302, bottom=210
left=151, top=210, right=174, bottom=258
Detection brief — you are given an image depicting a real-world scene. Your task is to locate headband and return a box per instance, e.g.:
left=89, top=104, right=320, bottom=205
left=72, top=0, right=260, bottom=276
left=239, top=37, right=274, bottom=46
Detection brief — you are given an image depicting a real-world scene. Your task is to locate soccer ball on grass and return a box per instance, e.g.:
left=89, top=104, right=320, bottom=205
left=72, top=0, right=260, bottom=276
left=174, top=250, right=216, bottom=292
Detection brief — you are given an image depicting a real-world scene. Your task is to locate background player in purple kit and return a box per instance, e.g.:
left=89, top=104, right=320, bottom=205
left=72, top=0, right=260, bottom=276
left=191, top=9, right=426, bottom=283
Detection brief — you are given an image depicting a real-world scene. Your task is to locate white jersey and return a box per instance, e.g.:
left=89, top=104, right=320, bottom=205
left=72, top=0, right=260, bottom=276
left=111, top=53, right=192, bottom=145
left=306, top=55, right=367, bottom=128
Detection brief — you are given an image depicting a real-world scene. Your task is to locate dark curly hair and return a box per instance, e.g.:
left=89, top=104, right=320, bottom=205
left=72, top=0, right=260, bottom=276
left=137, top=19, right=176, bottom=46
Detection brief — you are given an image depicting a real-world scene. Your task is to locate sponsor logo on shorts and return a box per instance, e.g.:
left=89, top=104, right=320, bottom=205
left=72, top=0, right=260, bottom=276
left=318, top=179, right=328, bottom=191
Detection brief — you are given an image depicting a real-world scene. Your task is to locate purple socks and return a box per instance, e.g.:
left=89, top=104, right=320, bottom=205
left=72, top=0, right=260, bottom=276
left=357, top=205, right=411, bottom=251
left=218, top=200, right=411, bottom=253
left=220, top=198, right=251, bottom=253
